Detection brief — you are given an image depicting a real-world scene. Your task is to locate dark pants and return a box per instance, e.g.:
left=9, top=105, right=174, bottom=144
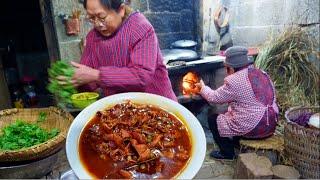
left=207, top=114, right=240, bottom=157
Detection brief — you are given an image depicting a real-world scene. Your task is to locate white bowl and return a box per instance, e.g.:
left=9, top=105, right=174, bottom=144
left=66, top=92, right=206, bottom=179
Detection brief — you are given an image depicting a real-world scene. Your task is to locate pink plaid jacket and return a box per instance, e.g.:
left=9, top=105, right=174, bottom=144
left=79, top=12, right=177, bottom=101
left=200, top=67, right=279, bottom=137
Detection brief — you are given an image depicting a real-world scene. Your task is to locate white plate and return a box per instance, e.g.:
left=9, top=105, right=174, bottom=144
left=66, top=92, right=206, bottom=179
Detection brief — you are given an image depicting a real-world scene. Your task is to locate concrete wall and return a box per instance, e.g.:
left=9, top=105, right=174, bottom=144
left=50, top=0, right=197, bottom=61
left=201, top=0, right=320, bottom=51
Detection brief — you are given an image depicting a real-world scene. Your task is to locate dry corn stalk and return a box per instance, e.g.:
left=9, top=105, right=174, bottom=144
left=255, top=27, right=320, bottom=133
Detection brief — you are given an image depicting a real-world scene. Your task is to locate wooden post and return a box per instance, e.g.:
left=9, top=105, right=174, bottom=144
left=0, top=51, right=12, bottom=110
left=39, top=0, right=60, bottom=62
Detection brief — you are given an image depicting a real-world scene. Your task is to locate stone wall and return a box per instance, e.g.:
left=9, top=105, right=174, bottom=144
left=50, top=0, right=319, bottom=60
left=201, top=0, right=320, bottom=51
left=134, top=0, right=197, bottom=49
left=50, top=0, right=197, bottom=61
left=51, top=0, right=90, bottom=61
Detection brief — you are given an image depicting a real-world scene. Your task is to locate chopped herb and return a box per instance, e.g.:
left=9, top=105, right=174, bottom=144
left=0, top=120, right=60, bottom=150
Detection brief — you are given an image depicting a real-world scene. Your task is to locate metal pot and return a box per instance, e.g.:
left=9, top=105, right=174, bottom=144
left=171, top=40, right=198, bottom=50
left=0, top=150, right=59, bottom=179
left=162, top=49, right=200, bottom=64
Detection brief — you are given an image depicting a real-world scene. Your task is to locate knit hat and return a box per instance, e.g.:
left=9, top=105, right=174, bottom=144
left=224, top=46, right=249, bottom=68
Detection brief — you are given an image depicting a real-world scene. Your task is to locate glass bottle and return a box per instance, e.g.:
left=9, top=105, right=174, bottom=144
left=22, top=76, right=38, bottom=107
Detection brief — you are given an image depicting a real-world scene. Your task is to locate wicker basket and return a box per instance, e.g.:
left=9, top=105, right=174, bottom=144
left=0, top=107, right=74, bottom=162
left=284, top=106, right=320, bottom=179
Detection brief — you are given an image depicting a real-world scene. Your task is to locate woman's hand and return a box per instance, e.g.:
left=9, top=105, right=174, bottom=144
left=195, top=79, right=205, bottom=93
left=70, top=61, right=100, bottom=87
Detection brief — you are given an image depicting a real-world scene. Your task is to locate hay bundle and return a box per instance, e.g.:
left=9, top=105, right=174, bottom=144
left=256, top=27, right=320, bottom=125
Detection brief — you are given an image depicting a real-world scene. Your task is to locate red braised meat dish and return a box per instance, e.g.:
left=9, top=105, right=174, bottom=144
left=79, top=101, right=192, bottom=179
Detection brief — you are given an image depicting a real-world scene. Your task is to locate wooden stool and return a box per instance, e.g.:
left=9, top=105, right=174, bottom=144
left=239, top=134, right=284, bottom=165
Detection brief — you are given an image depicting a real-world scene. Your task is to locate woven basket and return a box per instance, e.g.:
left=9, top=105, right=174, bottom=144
left=284, top=106, right=320, bottom=179
left=0, top=107, right=73, bottom=162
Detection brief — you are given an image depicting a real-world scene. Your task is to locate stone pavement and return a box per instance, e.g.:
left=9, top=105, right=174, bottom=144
left=194, top=143, right=234, bottom=179
left=45, top=143, right=235, bottom=179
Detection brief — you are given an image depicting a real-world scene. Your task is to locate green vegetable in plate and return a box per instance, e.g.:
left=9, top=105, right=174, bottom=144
left=47, top=61, right=78, bottom=105
left=0, top=120, right=60, bottom=150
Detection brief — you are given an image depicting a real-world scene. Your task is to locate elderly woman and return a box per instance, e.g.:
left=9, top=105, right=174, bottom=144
left=63, top=0, right=176, bottom=101
left=197, top=46, right=279, bottom=160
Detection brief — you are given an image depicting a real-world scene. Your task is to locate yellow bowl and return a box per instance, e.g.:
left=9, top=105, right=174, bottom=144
left=71, top=92, right=99, bottom=109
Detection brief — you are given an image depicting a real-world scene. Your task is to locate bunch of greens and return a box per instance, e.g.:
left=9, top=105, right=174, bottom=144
left=256, top=27, right=320, bottom=122
left=0, top=115, right=60, bottom=150
left=47, top=61, right=77, bottom=106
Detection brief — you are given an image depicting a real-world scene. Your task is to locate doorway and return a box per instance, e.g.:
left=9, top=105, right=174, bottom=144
left=0, top=0, right=55, bottom=109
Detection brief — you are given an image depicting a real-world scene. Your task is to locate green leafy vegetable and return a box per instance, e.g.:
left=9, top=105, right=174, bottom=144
left=0, top=120, right=60, bottom=150
left=47, top=61, right=78, bottom=105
